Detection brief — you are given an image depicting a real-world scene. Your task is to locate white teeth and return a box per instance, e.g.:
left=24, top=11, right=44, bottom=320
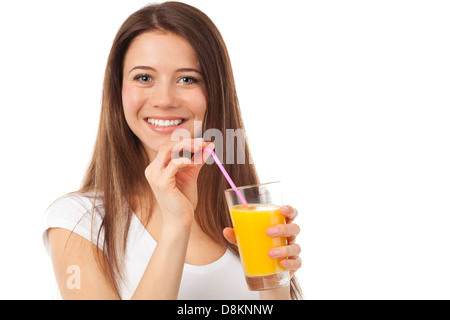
left=147, top=118, right=183, bottom=127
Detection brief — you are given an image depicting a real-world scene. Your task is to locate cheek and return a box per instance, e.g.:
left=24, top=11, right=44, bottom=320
left=190, top=89, right=207, bottom=120
left=122, top=85, right=145, bottom=119
left=189, top=91, right=207, bottom=138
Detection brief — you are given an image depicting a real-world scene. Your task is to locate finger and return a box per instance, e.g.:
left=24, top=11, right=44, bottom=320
left=279, top=205, right=298, bottom=224
left=171, top=138, right=205, bottom=164
left=192, top=142, right=215, bottom=165
left=287, top=235, right=297, bottom=245
left=222, top=227, right=236, bottom=245
left=162, top=157, right=194, bottom=181
left=154, top=139, right=203, bottom=170
left=280, top=257, right=302, bottom=271
left=163, top=142, right=215, bottom=183
left=268, top=243, right=301, bottom=259
left=266, top=223, right=300, bottom=238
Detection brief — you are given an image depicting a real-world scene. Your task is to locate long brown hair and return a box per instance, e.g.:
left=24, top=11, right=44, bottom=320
left=79, top=1, right=301, bottom=299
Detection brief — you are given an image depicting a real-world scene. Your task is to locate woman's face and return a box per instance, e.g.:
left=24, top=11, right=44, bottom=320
left=122, top=31, right=207, bottom=160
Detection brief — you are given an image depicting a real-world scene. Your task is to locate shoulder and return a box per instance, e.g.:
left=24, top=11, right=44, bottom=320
left=45, top=192, right=105, bottom=231
left=42, top=192, right=105, bottom=253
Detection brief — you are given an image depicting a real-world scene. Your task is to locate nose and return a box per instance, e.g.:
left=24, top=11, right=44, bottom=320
left=150, top=81, right=178, bottom=109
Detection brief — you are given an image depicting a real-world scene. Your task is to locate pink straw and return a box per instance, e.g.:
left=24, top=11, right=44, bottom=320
left=204, top=147, right=248, bottom=206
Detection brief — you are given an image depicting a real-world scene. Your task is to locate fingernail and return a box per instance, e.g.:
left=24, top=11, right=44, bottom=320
left=267, top=227, right=278, bottom=235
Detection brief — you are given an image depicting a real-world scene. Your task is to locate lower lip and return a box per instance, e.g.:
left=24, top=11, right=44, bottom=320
left=146, top=120, right=186, bottom=133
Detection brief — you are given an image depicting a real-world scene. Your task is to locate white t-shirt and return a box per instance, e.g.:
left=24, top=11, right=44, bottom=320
left=42, top=193, right=260, bottom=300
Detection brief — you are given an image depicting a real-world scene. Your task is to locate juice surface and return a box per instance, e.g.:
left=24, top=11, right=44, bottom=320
left=230, top=204, right=286, bottom=277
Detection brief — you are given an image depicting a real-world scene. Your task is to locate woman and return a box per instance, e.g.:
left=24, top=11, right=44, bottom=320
left=43, top=1, right=302, bottom=299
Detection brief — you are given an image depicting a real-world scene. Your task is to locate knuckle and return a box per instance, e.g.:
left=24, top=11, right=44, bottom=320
left=172, top=157, right=190, bottom=166
left=144, top=167, right=154, bottom=181
left=167, top=158, right=178, bottom=167
left=153, top=179, right=164, bottom=190
left=144, top=167, right=153, bottom=179
left=277, top=224, right=288, bottom=234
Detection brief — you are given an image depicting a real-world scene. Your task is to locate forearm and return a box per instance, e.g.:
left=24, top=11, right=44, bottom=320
left=131, top=224, right=191, bottom=300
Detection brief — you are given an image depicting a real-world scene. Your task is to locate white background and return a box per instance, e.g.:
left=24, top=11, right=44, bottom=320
left=0, top=0, right=449, bottom=299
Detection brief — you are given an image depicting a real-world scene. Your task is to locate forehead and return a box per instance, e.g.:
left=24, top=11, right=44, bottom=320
left=123, top=31, right=201, bottom=71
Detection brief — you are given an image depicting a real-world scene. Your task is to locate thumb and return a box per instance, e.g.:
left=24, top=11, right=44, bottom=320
left=223, top=227, right=237, bottom=245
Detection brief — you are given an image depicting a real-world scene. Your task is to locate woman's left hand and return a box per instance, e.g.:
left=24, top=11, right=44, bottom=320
left=223, top=205, right=302, bottom=277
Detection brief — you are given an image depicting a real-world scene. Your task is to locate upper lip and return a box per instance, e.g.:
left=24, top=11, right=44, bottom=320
left=146, top=115, right=186, bottom=120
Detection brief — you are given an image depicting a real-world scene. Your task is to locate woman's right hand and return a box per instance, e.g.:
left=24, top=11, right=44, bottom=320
left=144, top=138, right=214, bottom=228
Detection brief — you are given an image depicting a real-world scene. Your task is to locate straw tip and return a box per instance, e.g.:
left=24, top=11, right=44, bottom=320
left=204, top=146, right=215, bottom=154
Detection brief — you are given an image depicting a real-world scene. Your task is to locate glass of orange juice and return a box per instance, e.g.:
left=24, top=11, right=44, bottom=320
left=224, top=181, right=290, bottom=291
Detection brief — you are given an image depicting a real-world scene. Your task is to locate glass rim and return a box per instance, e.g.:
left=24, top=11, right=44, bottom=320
left=224, top=181, right=281, bottom=193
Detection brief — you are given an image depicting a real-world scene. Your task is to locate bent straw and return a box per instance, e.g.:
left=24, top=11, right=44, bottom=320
left=204, top=147, right=248, bottom=206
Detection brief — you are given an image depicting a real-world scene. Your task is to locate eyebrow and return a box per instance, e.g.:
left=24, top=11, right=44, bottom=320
left=129, top=66, right=203, bottom=75
left=129, top=66, right=156, bottom=74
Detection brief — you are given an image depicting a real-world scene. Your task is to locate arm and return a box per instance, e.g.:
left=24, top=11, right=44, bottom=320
left=49, top=139, right=213, bottom=300
left=131, top=224, right=191, bottom=299
left=49, top=224, right=192, bottom=299
left=131, top=139, right=213, bottom=299
left=48, top=223, right=192, bottom=300
left=48, top=227, right=120, bottom=300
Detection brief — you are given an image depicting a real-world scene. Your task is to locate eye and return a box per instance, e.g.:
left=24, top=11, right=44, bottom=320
left=178, top=76, right=199, bottom=84
left=134, top=74, right=152, bottom=83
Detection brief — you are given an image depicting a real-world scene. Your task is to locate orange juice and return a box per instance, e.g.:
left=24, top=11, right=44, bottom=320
left=229, top=204, right=287, bottom=277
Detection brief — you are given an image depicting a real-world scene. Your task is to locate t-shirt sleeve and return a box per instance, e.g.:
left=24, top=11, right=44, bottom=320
left=42, top=193, right=104, bottom=255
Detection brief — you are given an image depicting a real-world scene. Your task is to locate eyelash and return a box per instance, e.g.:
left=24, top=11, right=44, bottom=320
left=133, top=74, right=199, bottom=85
left=179, top=76, right=199, bottom=84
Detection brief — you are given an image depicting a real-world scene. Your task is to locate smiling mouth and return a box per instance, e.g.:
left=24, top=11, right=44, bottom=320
left=146, top=118, right=185, bottom=127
